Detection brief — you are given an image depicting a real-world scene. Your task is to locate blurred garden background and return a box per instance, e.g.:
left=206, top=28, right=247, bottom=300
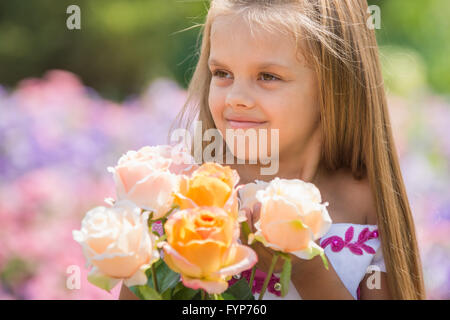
left=0, top=0, right=449, bottom=299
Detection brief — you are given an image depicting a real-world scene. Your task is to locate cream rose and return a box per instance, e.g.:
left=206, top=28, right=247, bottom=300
left=107, top=144, right=198, bottom=219
left=252, top=177, right=332, bottom=260
left=72, top=200, right=159, bottom=291
left=238, top=179, right=269, bottom=213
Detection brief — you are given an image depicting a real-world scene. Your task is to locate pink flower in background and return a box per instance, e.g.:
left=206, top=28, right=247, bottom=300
left=0, top=70, right=189, bottom=299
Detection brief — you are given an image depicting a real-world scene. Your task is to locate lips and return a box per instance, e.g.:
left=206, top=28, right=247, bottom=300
left=225, top=116, right=267, bottom=129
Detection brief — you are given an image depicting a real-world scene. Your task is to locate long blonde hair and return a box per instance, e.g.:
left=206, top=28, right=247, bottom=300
left=170, top=0, right=426, bottom=299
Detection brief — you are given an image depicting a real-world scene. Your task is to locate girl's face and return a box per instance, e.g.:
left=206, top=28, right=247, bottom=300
left=208, top=14, right=321, bottom=161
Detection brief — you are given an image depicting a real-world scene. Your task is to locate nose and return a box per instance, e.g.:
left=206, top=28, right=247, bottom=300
left=225, top=81, right=256, bottom=109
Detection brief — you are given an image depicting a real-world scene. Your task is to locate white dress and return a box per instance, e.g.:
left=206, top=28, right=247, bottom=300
left=231, top=223, right=386, bottom=300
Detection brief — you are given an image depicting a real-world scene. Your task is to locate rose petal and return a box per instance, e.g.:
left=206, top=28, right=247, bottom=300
left=291, top=241, right=325, bottom=260
left=162, top=243, right=202, bottom=278
left=238, top=180, right=269, bottom=211
left=181, top=275, right=229, bottom=294
left=177, top=239, right=228, bottom=276
left=127, top=171, right=178, bottom=218
left=124, top=264, right=151, bottom=287
left=212, top=245, right=258, bottom=278
left=262, top=219, right=313, bottom=252
left=116, top=163, right=152, bottom=194
left=259, top=195, right=301, bottom=230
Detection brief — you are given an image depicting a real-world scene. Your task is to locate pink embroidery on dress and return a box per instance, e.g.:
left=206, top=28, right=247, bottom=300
left=320, top=226, right=379, bottom=255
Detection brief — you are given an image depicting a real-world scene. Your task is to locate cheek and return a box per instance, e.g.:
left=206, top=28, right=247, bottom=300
left=266, top=91, right=320, bottom=150
left=208, top=90, right=225, bottom=126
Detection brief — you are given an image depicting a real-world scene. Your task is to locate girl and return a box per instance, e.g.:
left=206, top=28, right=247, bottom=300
left=120, top=0, right=425, bottom=300
left=170, top=0, right=425, bottom=300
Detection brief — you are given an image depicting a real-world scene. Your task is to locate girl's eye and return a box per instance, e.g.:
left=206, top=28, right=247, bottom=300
left=211, top=70, right=280, bottom=82
left=259, top=73, right=280, bottom=81
left=212, top=70, right=231, bottom=79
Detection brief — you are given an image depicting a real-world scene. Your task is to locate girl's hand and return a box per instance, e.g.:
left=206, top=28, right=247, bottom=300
left=240, top=203, right=285, bottom=274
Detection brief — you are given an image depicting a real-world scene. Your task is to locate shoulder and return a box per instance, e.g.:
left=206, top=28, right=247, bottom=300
left=329, top=168, right=378, bottom=226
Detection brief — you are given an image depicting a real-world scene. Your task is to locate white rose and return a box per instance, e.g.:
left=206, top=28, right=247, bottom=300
left=238, top=179, right=269, bottom=212
left=72, top=200, right=159, bottom=291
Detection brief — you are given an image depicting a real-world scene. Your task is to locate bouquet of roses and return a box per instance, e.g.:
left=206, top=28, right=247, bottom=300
left=72, top=144, right=332, bottom=300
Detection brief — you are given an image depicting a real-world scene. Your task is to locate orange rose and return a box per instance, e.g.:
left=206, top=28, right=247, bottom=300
left=173, top=163, right=244, bottom=221
left=161, top=206, right=257, bottom=294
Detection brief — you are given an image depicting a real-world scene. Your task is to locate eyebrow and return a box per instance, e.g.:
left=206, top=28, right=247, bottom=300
left=208, top=58, right=290, bottom=70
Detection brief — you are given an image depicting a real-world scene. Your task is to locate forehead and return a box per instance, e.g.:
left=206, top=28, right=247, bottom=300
left=209, top=14, right=303, bottom=67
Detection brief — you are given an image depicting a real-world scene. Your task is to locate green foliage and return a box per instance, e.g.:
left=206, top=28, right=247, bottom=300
left=131, top=285, right=162, bottom=300
left=224, top=278, right=255, bottom=300
left=368, top=0, right=450, bottom=94
left=1, top=0, right=448, bottom=98
left=172, top=282, right=201, bottom=300
left=379, top=45, right=427, bottom=96
left=146, top=259, right=180, bottom=293
left=129, top=259, right=180, bottom=300
left=128, top=259, right=255, bottom=300
left=0, top=0, right=208, bottom=100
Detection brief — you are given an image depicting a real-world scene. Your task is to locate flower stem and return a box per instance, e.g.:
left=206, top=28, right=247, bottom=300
left=249, top=266, right=256, bottom=291
left=201, top=290, right=206, bottom=300
left=151, top=263, right=159, bottom=293
left=258, top=253, right=279, bottom=300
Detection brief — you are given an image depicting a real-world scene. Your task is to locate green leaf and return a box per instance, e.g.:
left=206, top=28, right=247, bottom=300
left=156, top=234, right=167, bottom=243
left=192, top=290, right=203, bottom=300
left=146, top=211, right=155, bottom=226
left=131, top=285, right=162, bottom=300
left=280, top=256, right=292, bottom=297
left=87, top=270, right=119, bottom=292
left=172, top=281, right=185, bottom=296
left=222, top=293, right=237, bottom=300
left=161, top=287, right=174, bottom=300
left=241, top=221, right=251, bottom=238
left=152, top=231, right=161, bottom=237
left=172, top=284, right=200, bottom=300
left=146, top=259, right=180, bottom=294
left=130, top=260, right=180, bottom=300
left=224, top=278, right=254, bottom=300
